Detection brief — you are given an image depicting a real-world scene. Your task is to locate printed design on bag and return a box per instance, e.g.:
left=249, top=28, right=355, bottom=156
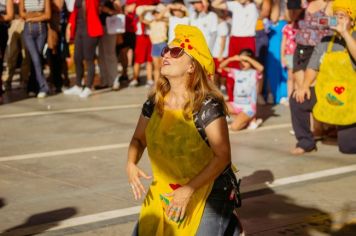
left=334, top=86, right=345, bottom=95
left=326, top=85, right=346, bottom=106
left=326, top=93, right=344, bottom=106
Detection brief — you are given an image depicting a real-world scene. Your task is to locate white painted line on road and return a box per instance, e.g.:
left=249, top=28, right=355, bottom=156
left=0, top=123, right=291, bottom=162
left=243, top=164, right=356, bottom=193
left=229, top=123, right=292, bottom=134
left=3, top=164, right=356, bottom=236
left=0, top=143, right=129, bottom=162
left=51, top=206, right=141, bottom=231
left=0, top=104, right=142, bottom=119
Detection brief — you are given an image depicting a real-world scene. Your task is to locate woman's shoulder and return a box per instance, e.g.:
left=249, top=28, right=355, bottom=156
left=142, top=98, right=155, bottom=119
left=196, top=96, right=226, bottom=128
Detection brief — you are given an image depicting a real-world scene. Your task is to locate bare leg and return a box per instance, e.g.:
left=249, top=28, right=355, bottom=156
left=226, top=102, right=252, bottom=131
left=287, top=68, right=295, bottom=98
left=152, top=57, right=161, bottom=82
left=133, top=63, right=140, bottom=81
left=230, top=112, right=252, bottom=131
left=146, top=62, right=153, bottom=83
left=119, top=47, right=129, bottom=78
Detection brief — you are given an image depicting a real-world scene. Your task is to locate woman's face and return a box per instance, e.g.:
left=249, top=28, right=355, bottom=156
left=160, top=47, right=194, bottom=79
left=334, top=10, right=353, bottom=30
left=172, top=9, right=184, bottom=18
left=192, top=1, right=204, bottom=12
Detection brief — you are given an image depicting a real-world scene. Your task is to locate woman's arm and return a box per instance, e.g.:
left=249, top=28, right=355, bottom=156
left=241, top=55, right=264, bottom=72
left=165, top=116, right=231, bottom=222
left=331, top=17, right=356, bottom=62
left=259, top=0, right=272, bottom=19
left=219, top=56, right=235, bottom=69
left=126, top=115, right=152, bottom=200
left=0, top=0, right=14, bottom=22
left=211, top=0, right=227, bottom=10
left=270, top=0, right=280, bottom=24
left=281, top=32, right=287, bottom=67
left=218, top=35, right=227, bottom=61
left=24, top=0, right=51, bottom=22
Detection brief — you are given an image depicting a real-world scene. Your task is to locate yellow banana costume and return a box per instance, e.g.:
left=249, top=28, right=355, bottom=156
left=138, top=25, right=216, bottom=235
left=138, top=109, right=215, bottom=235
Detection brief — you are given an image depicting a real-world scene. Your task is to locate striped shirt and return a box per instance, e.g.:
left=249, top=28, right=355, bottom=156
left=24, top=0, right=45, bottom=12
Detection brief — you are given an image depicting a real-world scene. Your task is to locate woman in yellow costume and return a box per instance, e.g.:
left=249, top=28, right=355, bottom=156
left=291, top=0, right=356, bottom=154
left=126, top=24, right=241, bottom=235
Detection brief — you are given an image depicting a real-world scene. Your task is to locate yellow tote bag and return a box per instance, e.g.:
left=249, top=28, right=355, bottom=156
left=313, top=34, right=356, bottom=125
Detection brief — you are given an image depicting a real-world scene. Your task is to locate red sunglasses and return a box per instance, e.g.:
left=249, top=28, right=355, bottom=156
left=161, top=46, right=185, bottom=58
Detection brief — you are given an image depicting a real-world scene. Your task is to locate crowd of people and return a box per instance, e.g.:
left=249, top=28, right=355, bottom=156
left=0, top=0, right=355, bottom=152
left=125, top=1, right=355, bottom=235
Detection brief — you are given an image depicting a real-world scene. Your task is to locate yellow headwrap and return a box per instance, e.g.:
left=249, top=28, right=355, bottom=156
left=169, top=24, right=215, bottom=76
left=333, top=0, right=356, bottom=20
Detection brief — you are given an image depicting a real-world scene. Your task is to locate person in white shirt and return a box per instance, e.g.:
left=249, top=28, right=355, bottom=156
left=166, top=0, right=189, bottom=43
left=212, top=0, right=259, bottom=102
left=188, top=0, right=218, bottom=52
left=211, top=9, right=230, bottom=91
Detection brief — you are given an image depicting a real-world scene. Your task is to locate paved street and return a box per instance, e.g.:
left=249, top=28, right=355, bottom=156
left=1, top=85, right=356, bottom=236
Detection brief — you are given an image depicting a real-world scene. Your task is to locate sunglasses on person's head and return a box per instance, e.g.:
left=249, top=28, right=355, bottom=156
left=161, top=46, right=185, bottom=58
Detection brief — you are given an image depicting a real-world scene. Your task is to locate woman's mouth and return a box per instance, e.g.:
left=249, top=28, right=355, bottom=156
left=162, top=59, right=170, bottom=66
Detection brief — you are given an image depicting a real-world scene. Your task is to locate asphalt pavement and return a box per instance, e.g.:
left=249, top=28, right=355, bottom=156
left=1, top=83, right=356, bottom=236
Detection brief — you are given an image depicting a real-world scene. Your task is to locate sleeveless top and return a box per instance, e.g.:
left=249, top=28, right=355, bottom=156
left=295, top=7, right=332, bottom=46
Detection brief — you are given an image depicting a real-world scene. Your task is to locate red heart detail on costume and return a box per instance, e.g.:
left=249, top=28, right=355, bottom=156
left=185, top=39, right=190, bottom=43
left=334, top=86, right=345, bottom=95
left=169, top=183, right=182, bottom=190
left=187, top=45, right=193, bottom=50
left=180, top=43, right=185, bottom=48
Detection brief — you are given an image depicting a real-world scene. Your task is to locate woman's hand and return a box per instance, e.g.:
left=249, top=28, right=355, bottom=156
left=293, top=87, right=311, bottom=103
left=165, top=185, right=194, bottom=222
left=126, top=162, right=152, bottom=200
left=330, top=16, right=350, bottom=37
left=66, top=23, right=71, bottom=43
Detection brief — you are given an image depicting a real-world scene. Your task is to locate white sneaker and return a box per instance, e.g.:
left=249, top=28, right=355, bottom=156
left=257, top=94, right=266, bottom=105
left=112, top=77, right=120, bottom=91
left=267, top=93, right=274, bottom=104
left=279, top=97, right=289, bottom=106
left=226, top=116, right=234, bottom=124
left=37, top=92, right=47, bottom=98
left=64, top=85, right=82, bottom=96
left=247, top=118, right=263, bottom=130
left=145, top=80, right=154, bottom=88
left=129, top=80, right=138, bottom=87
left=79, top=87, right=92, bottom=98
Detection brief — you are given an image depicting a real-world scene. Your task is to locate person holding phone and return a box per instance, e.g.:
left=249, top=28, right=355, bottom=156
left=291, top=0, right=356, bottom=154
left=126, top=24, right=241, bottom=235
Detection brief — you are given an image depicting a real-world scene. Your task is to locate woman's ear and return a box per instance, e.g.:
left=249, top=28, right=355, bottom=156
left=187, top=62, right=195, bottom=74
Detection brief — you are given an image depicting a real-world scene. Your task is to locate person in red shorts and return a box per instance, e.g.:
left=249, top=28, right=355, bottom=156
left=129, top=0, right=159, bottom=87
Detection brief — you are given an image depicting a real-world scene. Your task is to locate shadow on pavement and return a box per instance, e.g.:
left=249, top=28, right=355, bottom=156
left=239, top=170, right=333, bottom=235
left=0, top=198, right=6, bottom=208
left=256, top=104, right=280, bottom=123
left=2, top=207, right=77, bottom=236
left=332, top=223, right=356, bottom=236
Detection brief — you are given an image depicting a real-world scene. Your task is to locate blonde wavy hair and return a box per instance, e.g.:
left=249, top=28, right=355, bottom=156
left=148, top=58, right=228, bottom=120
